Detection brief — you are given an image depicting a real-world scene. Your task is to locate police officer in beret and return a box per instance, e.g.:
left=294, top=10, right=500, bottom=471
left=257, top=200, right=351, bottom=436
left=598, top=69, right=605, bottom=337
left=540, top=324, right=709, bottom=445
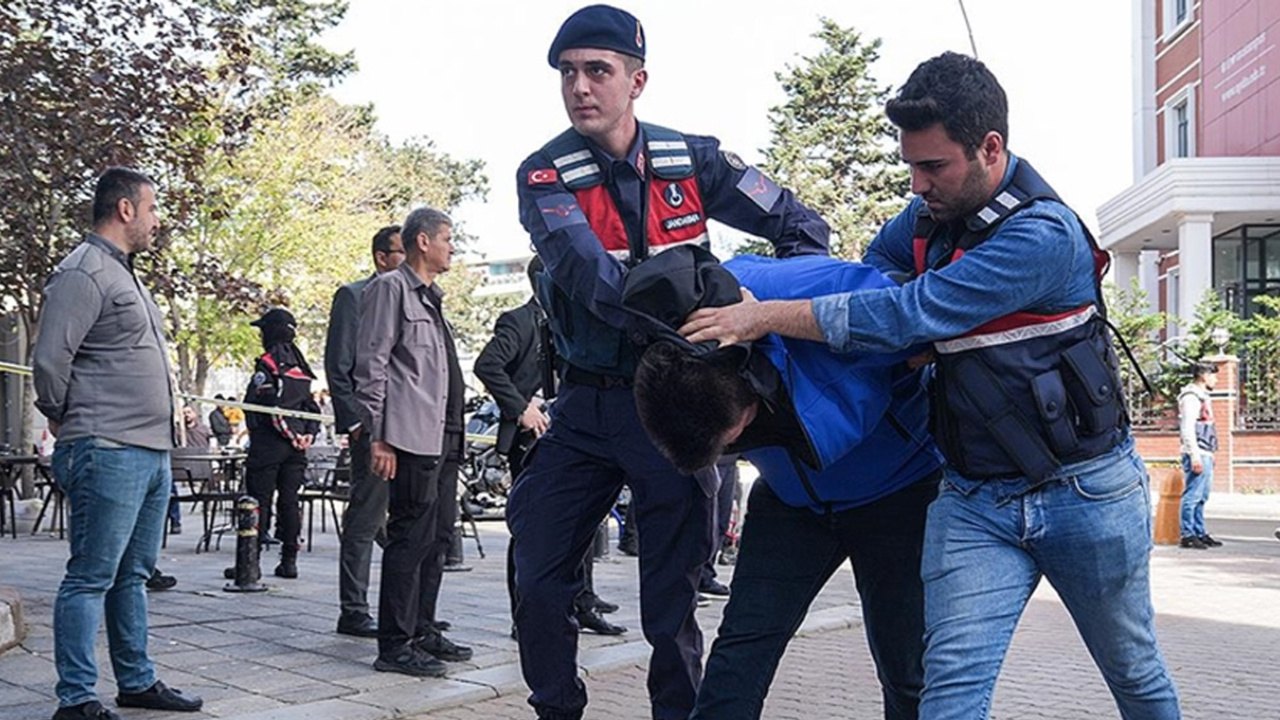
left=510, top=5, right=830, bottom=719
left=243, top=307, right=321, bottom=580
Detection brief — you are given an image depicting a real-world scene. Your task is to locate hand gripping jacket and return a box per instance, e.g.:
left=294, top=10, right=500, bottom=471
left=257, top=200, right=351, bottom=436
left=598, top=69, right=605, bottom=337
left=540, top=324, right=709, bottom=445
left=914, top=160, right=1128, bottom=482
left=537, top=123, right=710, bottom=377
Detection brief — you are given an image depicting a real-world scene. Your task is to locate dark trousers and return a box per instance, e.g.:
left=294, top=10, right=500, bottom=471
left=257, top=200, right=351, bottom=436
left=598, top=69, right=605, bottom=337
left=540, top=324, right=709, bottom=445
left=505, top=430, right=601, bottom=622
left=690, top=474, right=939, bottom=720
left=507, top=383, right=715, bottom=720
left=338, top=432, right=388, bottom=618
left=244, top=433, right=305, bottom=549
left=700, top=456, right=738, bottom=586
left=376, top=434, right=459, bottom=654
left=419, top=432, right=461, bottom=628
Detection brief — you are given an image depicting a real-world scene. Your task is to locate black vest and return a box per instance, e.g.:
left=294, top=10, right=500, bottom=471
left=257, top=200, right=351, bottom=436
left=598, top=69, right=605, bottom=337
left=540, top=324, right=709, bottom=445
left=916, top=161, right=1128, bottom=481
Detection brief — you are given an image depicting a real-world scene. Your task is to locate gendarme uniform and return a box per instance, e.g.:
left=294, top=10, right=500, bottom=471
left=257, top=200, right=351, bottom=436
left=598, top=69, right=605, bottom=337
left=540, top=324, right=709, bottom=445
left=507, top=5, right=829, bottom=720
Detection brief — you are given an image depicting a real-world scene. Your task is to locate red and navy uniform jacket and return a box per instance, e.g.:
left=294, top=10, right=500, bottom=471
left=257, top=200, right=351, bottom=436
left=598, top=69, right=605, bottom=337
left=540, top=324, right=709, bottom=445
left=516, top=121, right=829, bottom=379
left=908, top=160, right=1127, bottom=481
left=244, top=351, right=321, bottom=443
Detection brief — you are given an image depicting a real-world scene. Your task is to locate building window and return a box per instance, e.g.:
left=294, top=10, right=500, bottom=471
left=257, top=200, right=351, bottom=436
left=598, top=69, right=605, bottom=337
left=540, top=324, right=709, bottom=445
left=1163, top=0, right=1193, bottom=37
left=1163, top=88, right=1196, bottom=160
left=1213, top=224, right=1280, bottom=318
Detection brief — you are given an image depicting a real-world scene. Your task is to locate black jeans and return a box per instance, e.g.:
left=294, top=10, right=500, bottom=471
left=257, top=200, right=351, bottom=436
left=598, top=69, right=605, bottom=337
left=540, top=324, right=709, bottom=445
left=691, top=474, right=939, bottom=720
left=377, top=440, right=448, bottom=654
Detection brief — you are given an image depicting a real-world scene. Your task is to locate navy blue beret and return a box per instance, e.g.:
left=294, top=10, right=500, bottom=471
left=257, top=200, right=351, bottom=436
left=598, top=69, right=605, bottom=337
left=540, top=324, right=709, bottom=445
left=547, top=4, right=646, bottom=68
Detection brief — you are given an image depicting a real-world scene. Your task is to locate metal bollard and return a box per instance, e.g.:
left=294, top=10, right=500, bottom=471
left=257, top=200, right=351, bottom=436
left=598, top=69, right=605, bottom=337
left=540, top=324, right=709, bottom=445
left=224, top=495, right=268, bottom=593
left=592, top=521, right=609, bottom=559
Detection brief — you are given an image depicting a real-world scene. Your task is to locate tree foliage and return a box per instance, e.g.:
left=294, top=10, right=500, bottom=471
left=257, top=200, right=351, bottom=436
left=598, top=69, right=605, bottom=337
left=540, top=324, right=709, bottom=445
left=749, top=18, right=909, bottom=259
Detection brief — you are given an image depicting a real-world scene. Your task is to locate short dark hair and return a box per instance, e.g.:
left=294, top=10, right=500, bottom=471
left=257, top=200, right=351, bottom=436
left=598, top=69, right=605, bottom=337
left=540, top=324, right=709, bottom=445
left=885, top=51, right=1008, bottom=157
left=1193, top=361, right=1219, bottom=379
left=634, top=341, right=757, bottom=474
left=371, top=225, right=401, bottom=258
left=92, top=167, right=154, bottom=225
left=402, top=207, right=451, bottom=256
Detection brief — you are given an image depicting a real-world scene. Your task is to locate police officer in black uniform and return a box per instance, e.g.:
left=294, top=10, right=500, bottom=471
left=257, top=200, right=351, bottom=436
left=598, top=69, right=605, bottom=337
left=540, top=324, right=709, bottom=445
left=510, top=6, right=829, bottom=719
left=243, top=308, right=321, bottom=579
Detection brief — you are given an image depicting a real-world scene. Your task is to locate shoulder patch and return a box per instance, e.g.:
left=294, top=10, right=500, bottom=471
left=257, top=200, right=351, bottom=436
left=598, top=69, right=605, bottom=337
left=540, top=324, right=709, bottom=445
left=735, top=168, right=782, bottom=212
left=535, top=193, right=589, bottom=232
left=251, top=371, right=268, bottom=388
left=527, top=168, right=558, bottom=185
left=721, top=150, right=747, bottom=171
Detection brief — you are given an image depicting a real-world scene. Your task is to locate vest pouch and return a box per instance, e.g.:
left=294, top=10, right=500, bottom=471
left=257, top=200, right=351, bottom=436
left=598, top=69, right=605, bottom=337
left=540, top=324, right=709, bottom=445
left=1060, top=336, right=1121, bottom=436
left=1030, top=369, right=1080, bottom=456
left=1195, top=421, right=1219, bottom=452
left=952, top=355, right=1061, bottom=482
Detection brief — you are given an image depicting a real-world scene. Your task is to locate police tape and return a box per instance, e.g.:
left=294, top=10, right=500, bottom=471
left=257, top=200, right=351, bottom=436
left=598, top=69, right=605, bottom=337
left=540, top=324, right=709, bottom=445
left=0, top=360, right=496, bottom=447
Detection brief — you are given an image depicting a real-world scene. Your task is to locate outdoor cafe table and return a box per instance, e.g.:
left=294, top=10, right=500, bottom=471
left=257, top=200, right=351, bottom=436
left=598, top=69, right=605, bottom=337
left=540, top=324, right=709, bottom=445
left=0, top=454, right=39, bottom=539
left=170, top=450, right=247, bottom=552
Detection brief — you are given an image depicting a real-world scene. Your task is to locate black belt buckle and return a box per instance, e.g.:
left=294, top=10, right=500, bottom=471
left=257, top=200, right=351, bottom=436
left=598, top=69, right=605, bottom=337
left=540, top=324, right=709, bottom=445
left=565, top=366, right=632, bottom=389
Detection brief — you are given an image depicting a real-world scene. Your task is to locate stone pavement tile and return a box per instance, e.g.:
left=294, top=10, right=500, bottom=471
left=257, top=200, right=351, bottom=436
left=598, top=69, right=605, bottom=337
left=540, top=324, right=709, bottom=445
left=0, top=650, right=56, bottom=686
left=270, top=680, right=352, bottom=704
left=448, top=662, right=524, bottom=692
left=287, top=658, right=376, bottom=683
left=329, top=667, right=426, bottom=693
left=218, top=697, right=387, bottom=720
left=220, top=666, right=313, bottom=694
left=0, top=700, right=53, bottom=720
left=0, top=683, right=52, bottom=708
left=202, top=695, right=290, bottom=717
left=346, top=678, right=495, bottom=714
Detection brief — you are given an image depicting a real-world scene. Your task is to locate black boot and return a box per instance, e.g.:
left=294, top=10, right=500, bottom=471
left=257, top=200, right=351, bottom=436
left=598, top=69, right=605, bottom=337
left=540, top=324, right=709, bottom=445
left=274, top=545, right=298, bottom=578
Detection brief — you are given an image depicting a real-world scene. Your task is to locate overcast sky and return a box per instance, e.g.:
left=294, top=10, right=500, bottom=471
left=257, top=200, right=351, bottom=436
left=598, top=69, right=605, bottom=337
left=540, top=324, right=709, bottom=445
left=322, top=0, right=1134, bottom=259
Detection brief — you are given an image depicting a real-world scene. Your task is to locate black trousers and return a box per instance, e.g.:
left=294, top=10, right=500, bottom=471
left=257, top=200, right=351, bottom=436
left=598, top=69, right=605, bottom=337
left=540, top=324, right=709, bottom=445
left=377, top=433, right=460, bottom=654
left=244, top=432, right=305, bottom=550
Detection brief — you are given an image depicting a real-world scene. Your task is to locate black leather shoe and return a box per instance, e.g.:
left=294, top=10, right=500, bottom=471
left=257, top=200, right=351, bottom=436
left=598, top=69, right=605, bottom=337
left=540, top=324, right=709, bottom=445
left=699, top=578, right=730, bottom=598
left=116, top=681, right=203, bottom=712
left=415, top=632, right=473, bottom=662
left=430, top=619, right=452, bottom=632
left=1199, top=534, right=1223, bottom=547
left=1180, top=536, right=1208, bottom=549
left=336, top=614, right=378, bottom=638
left=145, top=570, right=177, bottom=592
left=575, top=608, right=627, bottom=635
left=593, top=598, right=620, bottom=614
left=373, top=647, right=447, bottom=677
left=52, top=700, right=122, bottom=720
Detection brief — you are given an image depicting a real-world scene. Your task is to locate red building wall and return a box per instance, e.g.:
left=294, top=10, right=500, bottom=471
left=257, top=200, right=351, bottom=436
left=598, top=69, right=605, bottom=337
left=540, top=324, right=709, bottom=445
left=1201, top=0, right=1280, bottom=156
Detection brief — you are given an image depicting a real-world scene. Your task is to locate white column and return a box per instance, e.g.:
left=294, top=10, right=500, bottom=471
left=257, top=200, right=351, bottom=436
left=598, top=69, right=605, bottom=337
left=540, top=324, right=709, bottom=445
left=1138, top=249, right=1161, bottom=316
left=1176, top=213, right=1215, bottom=326
left=1112, top=251, right=1140, bottom=292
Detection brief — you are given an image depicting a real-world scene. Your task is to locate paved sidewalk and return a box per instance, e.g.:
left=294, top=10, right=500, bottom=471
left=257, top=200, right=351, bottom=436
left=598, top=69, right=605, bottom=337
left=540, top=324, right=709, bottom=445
left=1, top=506, right=1277, bottom=720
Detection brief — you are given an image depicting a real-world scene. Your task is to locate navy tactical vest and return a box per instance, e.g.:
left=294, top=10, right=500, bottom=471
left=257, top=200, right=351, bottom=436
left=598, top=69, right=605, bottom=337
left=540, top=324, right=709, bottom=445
left=914, top=160, right=1128, bottom=482
left=539, top=123, right=708, bottom=378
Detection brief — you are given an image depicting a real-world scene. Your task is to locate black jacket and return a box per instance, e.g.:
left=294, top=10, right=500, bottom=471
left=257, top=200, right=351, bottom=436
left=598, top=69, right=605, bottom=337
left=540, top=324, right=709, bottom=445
left=473, top=300, right=544, bottom=454
left=324, top=276, right=374, bottom=433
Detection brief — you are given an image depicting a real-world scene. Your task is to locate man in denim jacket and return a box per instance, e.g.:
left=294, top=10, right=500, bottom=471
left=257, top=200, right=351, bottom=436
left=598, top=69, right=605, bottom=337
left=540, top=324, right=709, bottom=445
left=682, top=53, right=1182, bottom=720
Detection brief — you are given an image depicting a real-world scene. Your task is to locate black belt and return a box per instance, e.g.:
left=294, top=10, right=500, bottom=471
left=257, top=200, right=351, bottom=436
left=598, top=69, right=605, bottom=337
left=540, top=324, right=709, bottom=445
left=564, top=365, right=633, bottom=389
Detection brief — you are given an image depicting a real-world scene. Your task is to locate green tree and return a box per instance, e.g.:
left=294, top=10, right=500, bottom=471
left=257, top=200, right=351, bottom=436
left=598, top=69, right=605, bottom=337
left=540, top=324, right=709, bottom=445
left=749, top=18, right=909, bottom=259
left=1103, top=278, right=1170, bottom=424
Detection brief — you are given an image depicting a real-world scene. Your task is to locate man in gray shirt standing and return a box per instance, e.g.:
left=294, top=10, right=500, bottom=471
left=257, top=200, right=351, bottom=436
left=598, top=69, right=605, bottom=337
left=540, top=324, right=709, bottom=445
left=355, top=207, right=471, bottom=677
left=33, top=167, right=203, bottom=720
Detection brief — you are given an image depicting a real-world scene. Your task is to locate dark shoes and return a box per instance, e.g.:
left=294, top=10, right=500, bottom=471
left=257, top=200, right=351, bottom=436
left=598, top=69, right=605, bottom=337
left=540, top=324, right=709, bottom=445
left=575, top=608, right=627, bottom=635
left=696, top=593, right=711, bottom=608
left=1199, top=534, right=1223, bottom=547
left=1275, top=527, right=1280, bottom=541
left=373, top=646, right=447, bottom=677
left=430, top=619, right=452, bottom=632
left=145, top=570, right=177, bottom=592
left=414, top=632, right=473, bottom=662
left=169, top=524, right=182, bottom=535
left=593, top=598, right=619, bottom=614
left=1180, top=536, right=1208, bottom=549
left=116, top=681, right=203, bottom=712
left=699, top=579, right=731, bottom=598
left=617, top=536, right=639, bottom=556
left=51, top=701, right=121, bottom=720
left=336, top=613, right=378, bottom=638
left=442, top=562, right=473, bottom=573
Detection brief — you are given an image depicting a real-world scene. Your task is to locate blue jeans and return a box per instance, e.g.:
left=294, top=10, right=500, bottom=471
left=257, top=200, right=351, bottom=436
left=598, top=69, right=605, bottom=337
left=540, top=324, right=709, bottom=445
left=919, top=438, right=1180, bottom=720
left=692, top=475, right=938, bottom=720
left=1179, top=453, right=1213, bottom=538
left=53, top=437, right=171, bottom=707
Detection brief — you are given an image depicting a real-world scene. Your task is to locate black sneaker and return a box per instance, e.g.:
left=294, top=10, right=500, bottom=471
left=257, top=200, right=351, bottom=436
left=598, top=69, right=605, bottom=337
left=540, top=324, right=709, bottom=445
left=145, top=570, right=177, bottom=592
left=336, top=613, right=378, bottom=638
left=593, top=597, right=620, bottom=614
left=414, top=632, right=473, bottom=662
left=1199, top=535, right=1223, bottom=547
left=52, top=701, right=122, bottom=720
left=1179, top=536, right=1208, bottom=549
left=373, top=646, right=447, bottom=677
left=116, top=680, right=203, bottom=712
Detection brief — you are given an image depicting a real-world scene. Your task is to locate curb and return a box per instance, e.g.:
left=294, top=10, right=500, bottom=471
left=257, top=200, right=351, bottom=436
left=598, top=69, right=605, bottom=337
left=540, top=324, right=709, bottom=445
left=0, top=586, right=25, bottom=655
left=216, top=605, right=864, bottom=720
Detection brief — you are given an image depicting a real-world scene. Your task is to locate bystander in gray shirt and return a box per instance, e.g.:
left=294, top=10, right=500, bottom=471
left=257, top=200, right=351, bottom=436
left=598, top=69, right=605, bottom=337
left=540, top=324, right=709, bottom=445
left=33, top=234, right=175, bottom=451
left=353, top=263, right=449, bottom=457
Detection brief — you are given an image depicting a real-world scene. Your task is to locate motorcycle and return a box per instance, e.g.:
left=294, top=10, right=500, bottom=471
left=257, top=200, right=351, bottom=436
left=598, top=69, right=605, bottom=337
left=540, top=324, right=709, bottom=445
left=458, top=394, right=511, bottom=520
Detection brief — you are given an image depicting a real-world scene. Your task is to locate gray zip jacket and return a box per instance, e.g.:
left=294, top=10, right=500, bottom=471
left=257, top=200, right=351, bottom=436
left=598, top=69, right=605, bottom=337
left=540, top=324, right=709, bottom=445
left=33, top=234, right=175, bottom=451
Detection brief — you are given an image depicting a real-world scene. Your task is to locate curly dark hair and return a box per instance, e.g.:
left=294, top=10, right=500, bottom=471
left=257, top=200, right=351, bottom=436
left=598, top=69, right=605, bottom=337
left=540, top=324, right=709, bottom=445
left=885, top=51, right=1008, bottom=158
left=634, top=341, right=756, bottom=474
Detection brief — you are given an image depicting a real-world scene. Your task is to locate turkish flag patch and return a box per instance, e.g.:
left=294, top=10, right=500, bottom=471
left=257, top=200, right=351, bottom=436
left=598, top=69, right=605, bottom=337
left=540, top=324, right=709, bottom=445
left=527, top=168, right=558, bottom=185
